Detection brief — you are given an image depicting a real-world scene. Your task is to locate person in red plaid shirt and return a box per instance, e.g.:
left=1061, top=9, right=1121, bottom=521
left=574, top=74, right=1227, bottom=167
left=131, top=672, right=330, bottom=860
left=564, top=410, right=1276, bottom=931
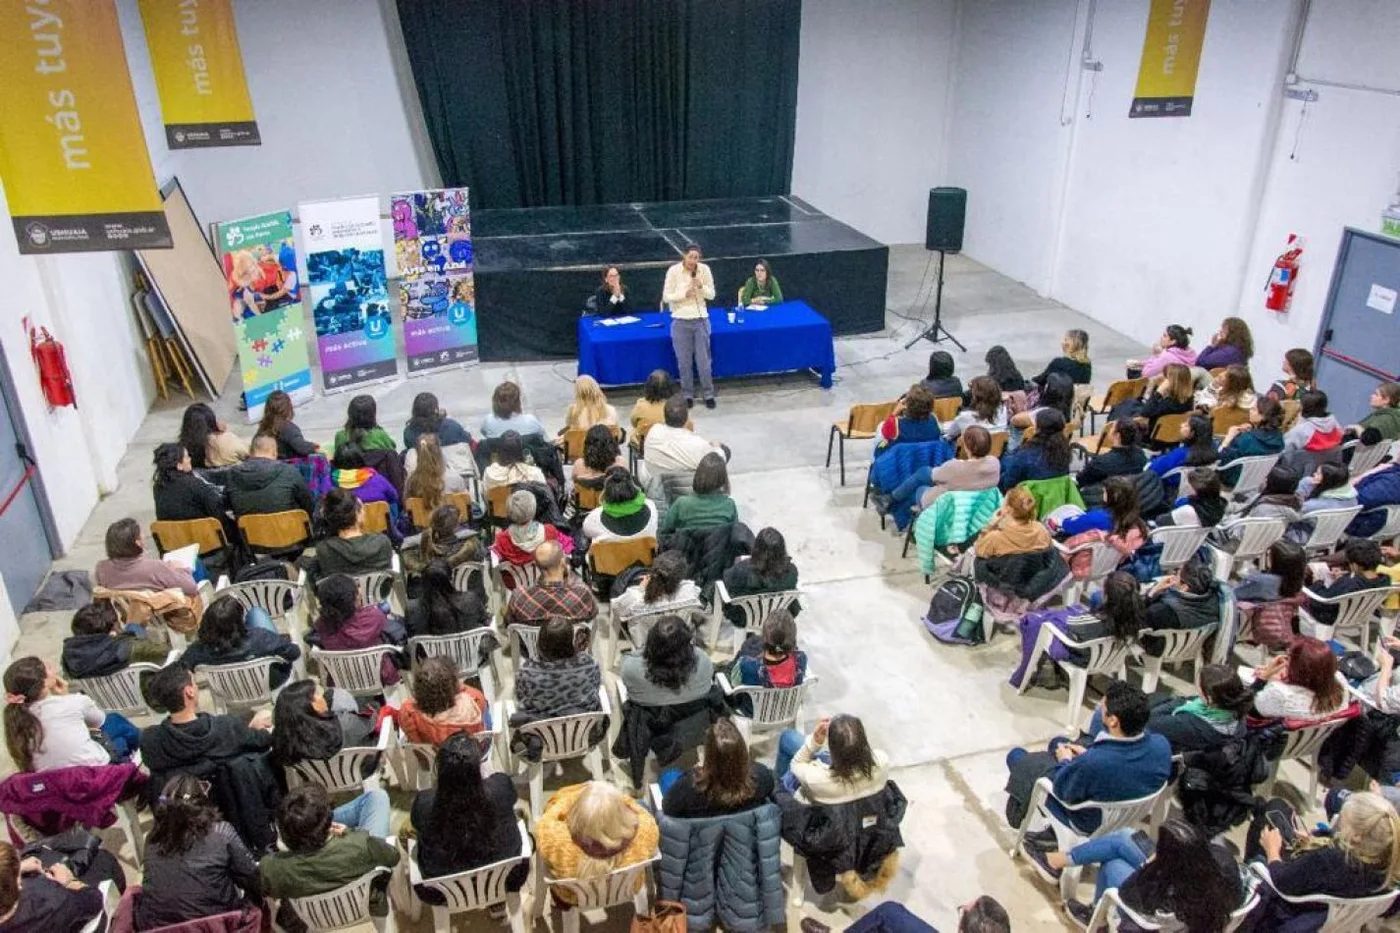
left=503, top=541, right=597, bottom=627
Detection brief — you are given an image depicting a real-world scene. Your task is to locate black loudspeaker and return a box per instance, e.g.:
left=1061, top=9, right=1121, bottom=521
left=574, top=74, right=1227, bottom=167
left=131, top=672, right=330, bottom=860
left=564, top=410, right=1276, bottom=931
left=925, top=187, right=966, bottom=252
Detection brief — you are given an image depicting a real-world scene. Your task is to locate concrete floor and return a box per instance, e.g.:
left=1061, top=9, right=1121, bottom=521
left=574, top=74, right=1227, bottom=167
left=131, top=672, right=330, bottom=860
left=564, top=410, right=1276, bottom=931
left=14, top=246, right=1332, bottom=931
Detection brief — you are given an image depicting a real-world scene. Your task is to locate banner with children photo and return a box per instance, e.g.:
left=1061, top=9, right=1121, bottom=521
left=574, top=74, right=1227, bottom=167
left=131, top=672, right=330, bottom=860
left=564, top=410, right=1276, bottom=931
left=391, top=187, right=479, bottom=373
left=213, top=210, right=313, bottom=422
left=300, top=195, right=399, bottom=391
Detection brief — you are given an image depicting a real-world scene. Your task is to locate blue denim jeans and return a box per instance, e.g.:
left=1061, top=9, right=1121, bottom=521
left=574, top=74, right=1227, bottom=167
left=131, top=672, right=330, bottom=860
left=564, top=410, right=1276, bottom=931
left=776, top=729, right=831, bottom=794
left=244, top=607, right=276, bottom=634
left=889, top=468, right=934, bottom=506
left=845, top=902, right=937, bottom=933
left=333, top=788, right=391, bottom=838
left=101, top=713, right=140, bottom=761
left=1068, top=828, right=1147, bottom=903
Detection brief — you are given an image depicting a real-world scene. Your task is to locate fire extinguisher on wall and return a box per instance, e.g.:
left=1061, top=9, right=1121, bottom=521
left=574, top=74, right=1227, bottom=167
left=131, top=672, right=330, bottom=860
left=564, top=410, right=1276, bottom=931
left=1266, top=234, right=1304, bottom=313
left=29, top=326, right=76, bottom=409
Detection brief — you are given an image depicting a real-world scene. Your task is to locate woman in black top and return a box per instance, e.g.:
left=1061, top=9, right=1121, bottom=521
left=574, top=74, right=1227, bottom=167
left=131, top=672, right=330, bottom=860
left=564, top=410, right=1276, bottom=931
left=1076, top=420, right=1148, bottom=490
left=1031, top=329, right=1093, bottom=387
left=411, top=733, right=525, bottom=898
left=589, top=266, right=630, bottom=317
left=719, top=527, right=799, bottom=625
left=662, top=717, right=774, bottom=819
left=918, top=350, right=963, bottom=400
left=985, top=345, right=1027, bottom=393
left=179, top=594, right=300, bottom=689
left=257, top=390, right=318, bottom=460
left=271, top=679, right=377, bottom=769
left=404, top=559, right=487, bottom=638
left=0, top=837, right=121, bottom=933
left=136, top=775, right=261, bottom=929
left=151, top=443, right=229, bottom=526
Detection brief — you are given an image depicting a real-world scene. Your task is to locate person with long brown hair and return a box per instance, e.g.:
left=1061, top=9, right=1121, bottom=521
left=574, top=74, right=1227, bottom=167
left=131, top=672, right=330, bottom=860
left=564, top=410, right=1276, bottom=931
left=1267, top=347, right=1316, bottom=402
left=481, top=381, right=546, bottom=439
left=4, top=656, right=139, bottom=771
left=610, top=550, right=701, bottom=624
left=1195, top=316, right=1254, bottom=370
left=1217, top=396, right=1287, bottom=486
left=943, top=375, right=1008, bottom=441
left=662, top=718, right=774, bottom=818
left=256, top=389, right=318, bottom=459
left=405, top=433, right=465, bottom=513
left=1249, top=635, right=1346, bottom=721
left=775, top=714, right=888, bottom=804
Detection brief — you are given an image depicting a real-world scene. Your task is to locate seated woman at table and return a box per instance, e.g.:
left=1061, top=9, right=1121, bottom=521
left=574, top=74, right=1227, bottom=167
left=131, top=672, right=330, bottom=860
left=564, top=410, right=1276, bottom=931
left=737, top=259, right=783, bottom=308
left=589, top=265, right=631, bottom=317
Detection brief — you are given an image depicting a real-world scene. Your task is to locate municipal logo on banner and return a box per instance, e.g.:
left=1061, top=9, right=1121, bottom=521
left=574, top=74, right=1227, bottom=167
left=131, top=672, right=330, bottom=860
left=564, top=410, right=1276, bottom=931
left=392, top=187, right=479, bottom=373
left=1130, top=0, right=1211, bottom=118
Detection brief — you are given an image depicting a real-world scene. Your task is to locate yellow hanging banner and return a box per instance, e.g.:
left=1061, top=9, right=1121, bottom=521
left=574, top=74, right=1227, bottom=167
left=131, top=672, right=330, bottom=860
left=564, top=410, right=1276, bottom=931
left=138, top=0, right=260, bottom=149
left=0, top=0, right=171, bottom=253
left=1129, top=0, right=1212, bottom=118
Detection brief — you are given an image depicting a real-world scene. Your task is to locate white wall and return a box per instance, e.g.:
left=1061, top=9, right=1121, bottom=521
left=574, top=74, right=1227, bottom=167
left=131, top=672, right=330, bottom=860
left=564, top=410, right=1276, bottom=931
left=792, top=0, right=957, bottom=244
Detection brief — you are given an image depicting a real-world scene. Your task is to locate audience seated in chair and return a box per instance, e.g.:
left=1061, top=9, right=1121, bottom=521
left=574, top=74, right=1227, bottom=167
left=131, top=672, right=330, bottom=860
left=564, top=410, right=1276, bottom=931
left=405, top=433, right=467, bottom=515
left=135, top=774, right=262, bottom=930
left=310, top=575, right=402, bottom=686
left=272, top=679, right=380, bottom=772
left=401, top=504, right=483, bottom=577
left=1077, top=420, right=1149, bottom=491
left=662, top=717, right=775, bottom=818
left=1005, top=681, right=1171, bottom=841
left=999, top=410, right=1073, bottom=491
left=943, top=377, right=1009, bottom=443
left=776, top=714, right=890, bottom=806
left=180, top=594, right=298, bottom=689
left=1111, top=364, right=1195, bottom=441
left=1128, top=324, right=1197, bottom=379
left=1240, top=790, right=1400, bottom=931
left=328, top=444, right=400, bottom=521
left=981, top=345, right=1028, bottom=394
left=152, top=442, right=228, bottom=527
left=537, top=781, right=658, bottom=900
left=480, top=380, right=546, bottom=440
left=3, top=656, right=140, bottom=770
left=95, top=517, right=199, bottom=598
left=804, top=898, right=1011, bottom=933
left=516, top=617, right=603, bottom=719
left=258, top=390, right=318, bottom=461
left=876, top=385, right=942, bottom=451
left=973, top=488, right=1050, bottom=560
left=717, top=527, right=799, bottom=623
left=61, top=600, right=170, bottom=680
left=629, top=370, right=683, bottom=435
left=581, top=468, right=658, bottom=544
left=1348, top=459, right=1400, bottom=537
left=1008, top=373, right=1074, bottom=450
left=1139, top=664, right=1252, bottom=754
left=332, top=395, right=397, bottom=456
left=642, top=396, right=727, bottom=475
left=0, top=836, right=125, bottom=933
left=410, top=733, right=525, bottom=902
left=1194, top=316, right=1254, bottom=371
left=394, top=656, right=489, bottom=746
left=658, top=453, right=736, bottom=535
left=1283, top=389, right=1344, bottom=462
left=481, top=431, right=546, bottom=494
left=569, top=425, right=626, bottom=511
left=1196, top=360, right=1256, bottom=411
left=1051, top=476, right=1149, bottom=578
left=492, top=490, right=572, bottom=568
left=1222, top=463, right=1303, bottom=533
left=1298, top=462, right=1359, bottom=520
left=1009, top=571, right=1144, bottom=690
left=403, top=390, right=474, bottom=454
left=882, top=425, right=1000, bottom=516
left=225, top=433, right=315, bottom=518
left=1346, top=380, right=1400, bottom=444
left=1154, top=467, right=1228, bottom=528
left=731, top=608, right=807, bottom=689
left=503, top=540, right=596, bottom=627
left=1248, top=636, right=1347, bottom=722
left=1306, top=538, right=1391, bottom=628
left=1138, top=558, right=1221, bottom=657
left=563, top=375, right=620, bottom=435
left=180, top=402, right=249, bottom=469
left=612, top=551, right=701, bottom=631
left=258, top=784, right=398, bottom=914
left=300, top=489, right=393, bottom=585
left=1217, top=396, right=1286, bottom=486
left=1146, top=413, right=1218, bottom=494
left=405, top=559, right=487, bottom=638
left=919, top=349, right=963, bottom=400
left=620, top=614, right=713, bottom=707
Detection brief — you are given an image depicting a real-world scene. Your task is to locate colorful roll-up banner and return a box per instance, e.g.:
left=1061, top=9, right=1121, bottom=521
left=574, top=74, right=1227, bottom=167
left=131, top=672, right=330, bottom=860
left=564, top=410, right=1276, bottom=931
left=137, top=0, right=260, bottom=148
left=391, top=187, right=479, bottom=373
left=1130, top=0, right=1211, bottom=118
left=0, top=0, right=171, bottom=253
left=213, top=211, right=313, bottom=422
left=300, top=195, right=398, bottom=391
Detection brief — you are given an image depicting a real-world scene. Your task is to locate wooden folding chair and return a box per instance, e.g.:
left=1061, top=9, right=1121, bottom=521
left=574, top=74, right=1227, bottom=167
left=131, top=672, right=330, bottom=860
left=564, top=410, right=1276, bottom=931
left=236, top=510, right=312, bottom=557
left=586, top=536, right=657, bottom=578
left=1210, top=405, right=1251, bottom=437
left=360, top=500, right=390, bottom=534
left=486, top=486, right=512, bottom=528
left=575, top=483, right=604, bottom=511
left=150, top=518, right=228, bottom=558
left=1150, top=412, right=1192, bottom=446
left=826, top=400, right=897, bottom=486
left=406, top=491, right=472, bottom=529
left=932, top=397, right=961, bottom=423
left=1086, top=378, right=1149, bottom=434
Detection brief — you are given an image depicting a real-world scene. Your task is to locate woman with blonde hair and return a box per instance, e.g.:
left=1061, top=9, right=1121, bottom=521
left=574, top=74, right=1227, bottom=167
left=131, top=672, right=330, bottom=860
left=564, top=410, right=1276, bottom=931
left=563, top=376, right=618, bottom=433
left=1031, top=328, right=1092, bottom=387
left=406, top=433, right=465, bottom=514
left=539, top=781, right=658, bottom=889
left=974, top=487, right=1050, bottom=559
left=1109, top=363, right=1196, bottom=441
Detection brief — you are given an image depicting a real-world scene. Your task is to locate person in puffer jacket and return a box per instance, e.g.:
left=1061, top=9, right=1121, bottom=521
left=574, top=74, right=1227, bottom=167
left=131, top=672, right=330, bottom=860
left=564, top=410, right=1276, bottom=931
left=1348, top=461, right=1400, bottom=538
left=1138, top=559, right=1221, bottom=657
left=61, top=600, right=170, bottom=679
left=1282, top=390, right=1344, bottom=456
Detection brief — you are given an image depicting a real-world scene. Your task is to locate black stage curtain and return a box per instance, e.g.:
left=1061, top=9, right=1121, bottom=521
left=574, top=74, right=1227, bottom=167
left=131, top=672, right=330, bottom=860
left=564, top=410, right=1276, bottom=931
left=395, top=0, right=801, bottom=208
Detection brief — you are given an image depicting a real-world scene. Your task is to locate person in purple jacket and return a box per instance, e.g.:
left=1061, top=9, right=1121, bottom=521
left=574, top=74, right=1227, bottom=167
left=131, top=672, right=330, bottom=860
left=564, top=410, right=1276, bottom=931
left=1193, top=316, right=1254, bottom=371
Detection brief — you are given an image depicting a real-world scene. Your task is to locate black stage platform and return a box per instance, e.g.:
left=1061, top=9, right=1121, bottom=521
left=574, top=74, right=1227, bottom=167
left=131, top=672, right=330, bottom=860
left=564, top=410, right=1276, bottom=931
left=473, top=195, right=888, bottom=360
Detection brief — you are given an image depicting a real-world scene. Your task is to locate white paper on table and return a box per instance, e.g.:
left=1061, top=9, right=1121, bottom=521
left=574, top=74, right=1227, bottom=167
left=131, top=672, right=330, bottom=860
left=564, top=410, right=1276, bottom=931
left=164, top=543, right=200, bottom=571
left=1367, top=283, right=1397, bottom=314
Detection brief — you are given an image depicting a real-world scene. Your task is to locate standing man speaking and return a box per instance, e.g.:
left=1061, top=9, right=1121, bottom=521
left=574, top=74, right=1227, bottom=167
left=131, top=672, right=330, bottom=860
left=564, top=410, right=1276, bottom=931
left=663, top=245, right=717, bottom=409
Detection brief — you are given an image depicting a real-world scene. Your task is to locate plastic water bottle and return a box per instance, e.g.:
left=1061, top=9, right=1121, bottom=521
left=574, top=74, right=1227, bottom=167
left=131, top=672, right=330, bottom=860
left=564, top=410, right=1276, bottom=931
left=735, top=303, right=744, bottom=325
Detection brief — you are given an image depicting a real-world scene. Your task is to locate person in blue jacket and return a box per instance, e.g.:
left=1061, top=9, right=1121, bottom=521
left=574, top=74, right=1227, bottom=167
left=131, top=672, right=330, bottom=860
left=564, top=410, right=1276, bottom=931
left=1146, top=413, right=1218, bottom=497
left=1347, top=461, right=1400, bottom=538
left=999, top=409, right=1073, bottom=491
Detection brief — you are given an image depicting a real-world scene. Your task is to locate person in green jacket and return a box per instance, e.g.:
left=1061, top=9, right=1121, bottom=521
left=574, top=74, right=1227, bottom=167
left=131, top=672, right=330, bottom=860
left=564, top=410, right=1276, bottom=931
left=332, top=395, right=397, bottom=455
left=1352, top=381, right=1400, bottom=443
left=736, top=259, right=783, bottom=307
left=659, top=452, right=738, bottom=534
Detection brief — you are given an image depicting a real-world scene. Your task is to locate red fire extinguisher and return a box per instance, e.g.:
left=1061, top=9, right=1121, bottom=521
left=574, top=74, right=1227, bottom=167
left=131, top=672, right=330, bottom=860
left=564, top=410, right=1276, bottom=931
left=29, top=326, right=76, bottom=409
left=1266, top=234, right=1303, bottom=313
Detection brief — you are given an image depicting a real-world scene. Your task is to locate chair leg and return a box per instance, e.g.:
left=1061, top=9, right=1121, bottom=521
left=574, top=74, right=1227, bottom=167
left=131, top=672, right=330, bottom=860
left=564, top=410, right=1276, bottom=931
left=585, top=746, right=604, bottom=781
left=902, top=526, right=914, bottom=559
left=790, top=850, right=808, bottom=908
left=825, top=426, right=836, bottom=469
left=529, top=764, right=544, bottom=821
left=1141, top=657, right=1163, bottom=695
left=118, top=798, right=145, bottom=864
left=1059, top=864, right=1082, bottom=903
left=506, top=893, right=526, bottom=933
left=563, top=906, right=581, bottom=933
left=1065, top=669, right=1087, bottom=732
left=431, top=906, right=448, bottom=933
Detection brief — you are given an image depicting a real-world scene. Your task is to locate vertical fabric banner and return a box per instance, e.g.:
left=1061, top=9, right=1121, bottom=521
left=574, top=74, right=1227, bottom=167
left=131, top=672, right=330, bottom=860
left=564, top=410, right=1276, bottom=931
left=137, top=0, right=260, bottom=148
left=1130, top=0, right=1211, bottom=118
left=300, top=196, right=398, bottom=391
left=392, top=188, right=478, bottom=373
left=0, top=0, right=171, bottom=253
left=213, top=211, right=313, bottom=422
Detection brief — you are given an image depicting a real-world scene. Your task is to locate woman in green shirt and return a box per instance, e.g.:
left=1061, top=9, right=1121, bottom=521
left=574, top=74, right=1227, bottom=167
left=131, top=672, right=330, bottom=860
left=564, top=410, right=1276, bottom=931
left=333, top=394, right=397, bottom=455
left=737, top=259, right=783, bottom=307
left=660, top=452, right=738, bottom=533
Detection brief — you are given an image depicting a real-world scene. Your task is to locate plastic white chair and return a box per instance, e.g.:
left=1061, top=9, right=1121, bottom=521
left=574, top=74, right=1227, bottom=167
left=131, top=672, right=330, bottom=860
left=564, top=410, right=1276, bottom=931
left=1362, top=503, right=1400, bottom=544
left=283, top=863, right=396, bottom=933
left=67, top=650, right=179, bottom=718
left=716, top=671, right=817, bottom=763
left=311, top=645, right=405, bottom=699
left=1207, top=517, right=1287, bottom=581
left=1136, top=624, right=1217, bottom=694
left=1248, top=862, right=1397, bottom=931
left=491, top=554, right=542, bottom=613
left=534, top=854, right=659, bottom=933
left=354, top=568, right=399, bottom=610
left=503, top=686, right=611, bottom=818
left=196, top=656, right=282, bottom=713
left=1148, top=525, right=1211, bottom=574
left=1086, top=884, right=1260, bottom=932
left=1055, top=539, right=1125, bottom=605
left=406, top=826, right=533, bottom=933
left=1346, top=440, right=1391, bottom=478
left=1259, top=711, right=1357, bottom=804
left=406, top=629, right=499, bottom=701
left=391, top=726, right=499, bottom=790
left=705, top=580, right=804, bottom=652
left=1010, top=775, right=1170, bottom=902
left=1221, top=454, right=1279, bottom=497
left=611, top=601, right=702, bottom=669
left=505, top=620, right=595, bottom=672
left=285, top=719, right=392, bottom=796
left=450, top=560, right=494, bottom=617
left=1017, top=625, right=1133, bottom=730
left=1299, top=584, right=1400, bottom=648
left=1299, top=506, right=1364, bottom=556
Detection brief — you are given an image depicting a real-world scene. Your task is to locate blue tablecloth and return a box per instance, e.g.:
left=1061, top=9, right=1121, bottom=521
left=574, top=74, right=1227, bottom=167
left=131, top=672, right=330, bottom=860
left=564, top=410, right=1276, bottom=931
left=577, top=300, right=836, bottom=389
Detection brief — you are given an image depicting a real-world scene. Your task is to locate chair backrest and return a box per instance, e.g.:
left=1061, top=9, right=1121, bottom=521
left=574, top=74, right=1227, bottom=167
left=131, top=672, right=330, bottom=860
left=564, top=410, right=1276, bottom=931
left=1080, top=541, right=1126, bottom=584
left=1348, top=441, right=1391, bottom=477
left=546, top=856, right=658, bottom=911
left=575, top=482, right=604, bottom=511
left=727, top=676, right=818, bottom=729
left=586, top=538, right=657, bottom=578
left=486, top=485, right=511, bottom=519
left=310, top=646, right=399, bottom=697
left=407, top=492, right=473, bottom=529
left=217, top=578, right=302, bottom=621
left=932, top=397, right=961, bottom=423
left=1149, top=525, right=1211, bottom=572
left=1139, top=625, right=1217, bottom=665
left=1301, top=506, right=1363, bottom=553
left=844, top=401, right=898, bottom=436
left=1226, top=454, right=1280, bottom=497
left=69, top=663, right=164, bottom=717
left=197, top=658, right=279, bottom=711
left=286, top=745, right=385, bottom=796
left=1052, top=777, right=1167, bottom=837
left=1307, top=586, right=1400, bottom=632
left=723, top=589, right=803, bottom=635
left=359, top=500, right=390, bottom=535
left=450, top=560, right=488, bottom=594
left=620, top=602, right=701, bottom=650
left=409, top=829, right=533, bottom=912
left=1100, top=885, right=1262, bottom=933
left=1278, top=716, right=1352, bottom=763
left=1280, top=400, right=1302, bottom=431
left=1075, top=635, right=1136, bottom=676
left=495, top=560, right=542, bottom=592
left=1226, top=517, right=1288, bottom=562
left=985, top=431, right=1009, bottom=458
left=630, top=420, right=655, bottom=453
left=1151, top=413, right=1192, bottom=445
left=236, top=509, right=312, bottom=551
left=352, top=571, right=396, bottom=607
left=1370, top=504, right=1400, bottom=542
left=1248, top=862, right=1398, bottom=932
left=407, top=629, right=496, bottom=680
left=150, top=518, right=227, bottom=557
left=284, top=867, right=390, bottom=931
left=1210, top=405, right=1251, bottom=437
left=514, top=687, right=611, bottom=762
left=1101, top=378, right=1149, bottom=410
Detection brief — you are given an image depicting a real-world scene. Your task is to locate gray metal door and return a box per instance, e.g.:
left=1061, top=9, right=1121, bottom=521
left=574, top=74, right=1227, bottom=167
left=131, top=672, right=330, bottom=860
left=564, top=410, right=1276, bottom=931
left=1313, top=228, right=1400, bottom=426
left=0, top=349, right=56, bottom=614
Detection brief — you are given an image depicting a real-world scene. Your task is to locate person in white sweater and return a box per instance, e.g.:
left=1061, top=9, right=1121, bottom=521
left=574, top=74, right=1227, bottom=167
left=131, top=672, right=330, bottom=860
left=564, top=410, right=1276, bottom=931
left=775, top=714, right=890, bottom=805
left=1250, top=636, right=1347, bottom=722
left=581, top=468, right=659, bottom=544
left=3, top=656, right=139, bottom=771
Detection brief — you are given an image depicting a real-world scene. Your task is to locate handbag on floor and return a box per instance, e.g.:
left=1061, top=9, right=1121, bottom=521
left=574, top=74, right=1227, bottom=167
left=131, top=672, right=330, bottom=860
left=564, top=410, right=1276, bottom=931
left=630, top=901, right=686, bottom=933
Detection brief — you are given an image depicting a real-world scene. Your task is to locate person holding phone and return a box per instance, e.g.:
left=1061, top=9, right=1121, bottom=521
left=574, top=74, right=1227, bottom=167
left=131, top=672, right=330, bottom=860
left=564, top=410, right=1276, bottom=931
left=662, top=245, right=717, bottom=409
left=0, top=837, right=124, bottom=933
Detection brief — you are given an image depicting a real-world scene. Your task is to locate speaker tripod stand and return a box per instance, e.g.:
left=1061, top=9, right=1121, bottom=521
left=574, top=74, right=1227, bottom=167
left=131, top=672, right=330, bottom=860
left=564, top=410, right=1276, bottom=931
left=903, top=249, right=965, bottom=352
